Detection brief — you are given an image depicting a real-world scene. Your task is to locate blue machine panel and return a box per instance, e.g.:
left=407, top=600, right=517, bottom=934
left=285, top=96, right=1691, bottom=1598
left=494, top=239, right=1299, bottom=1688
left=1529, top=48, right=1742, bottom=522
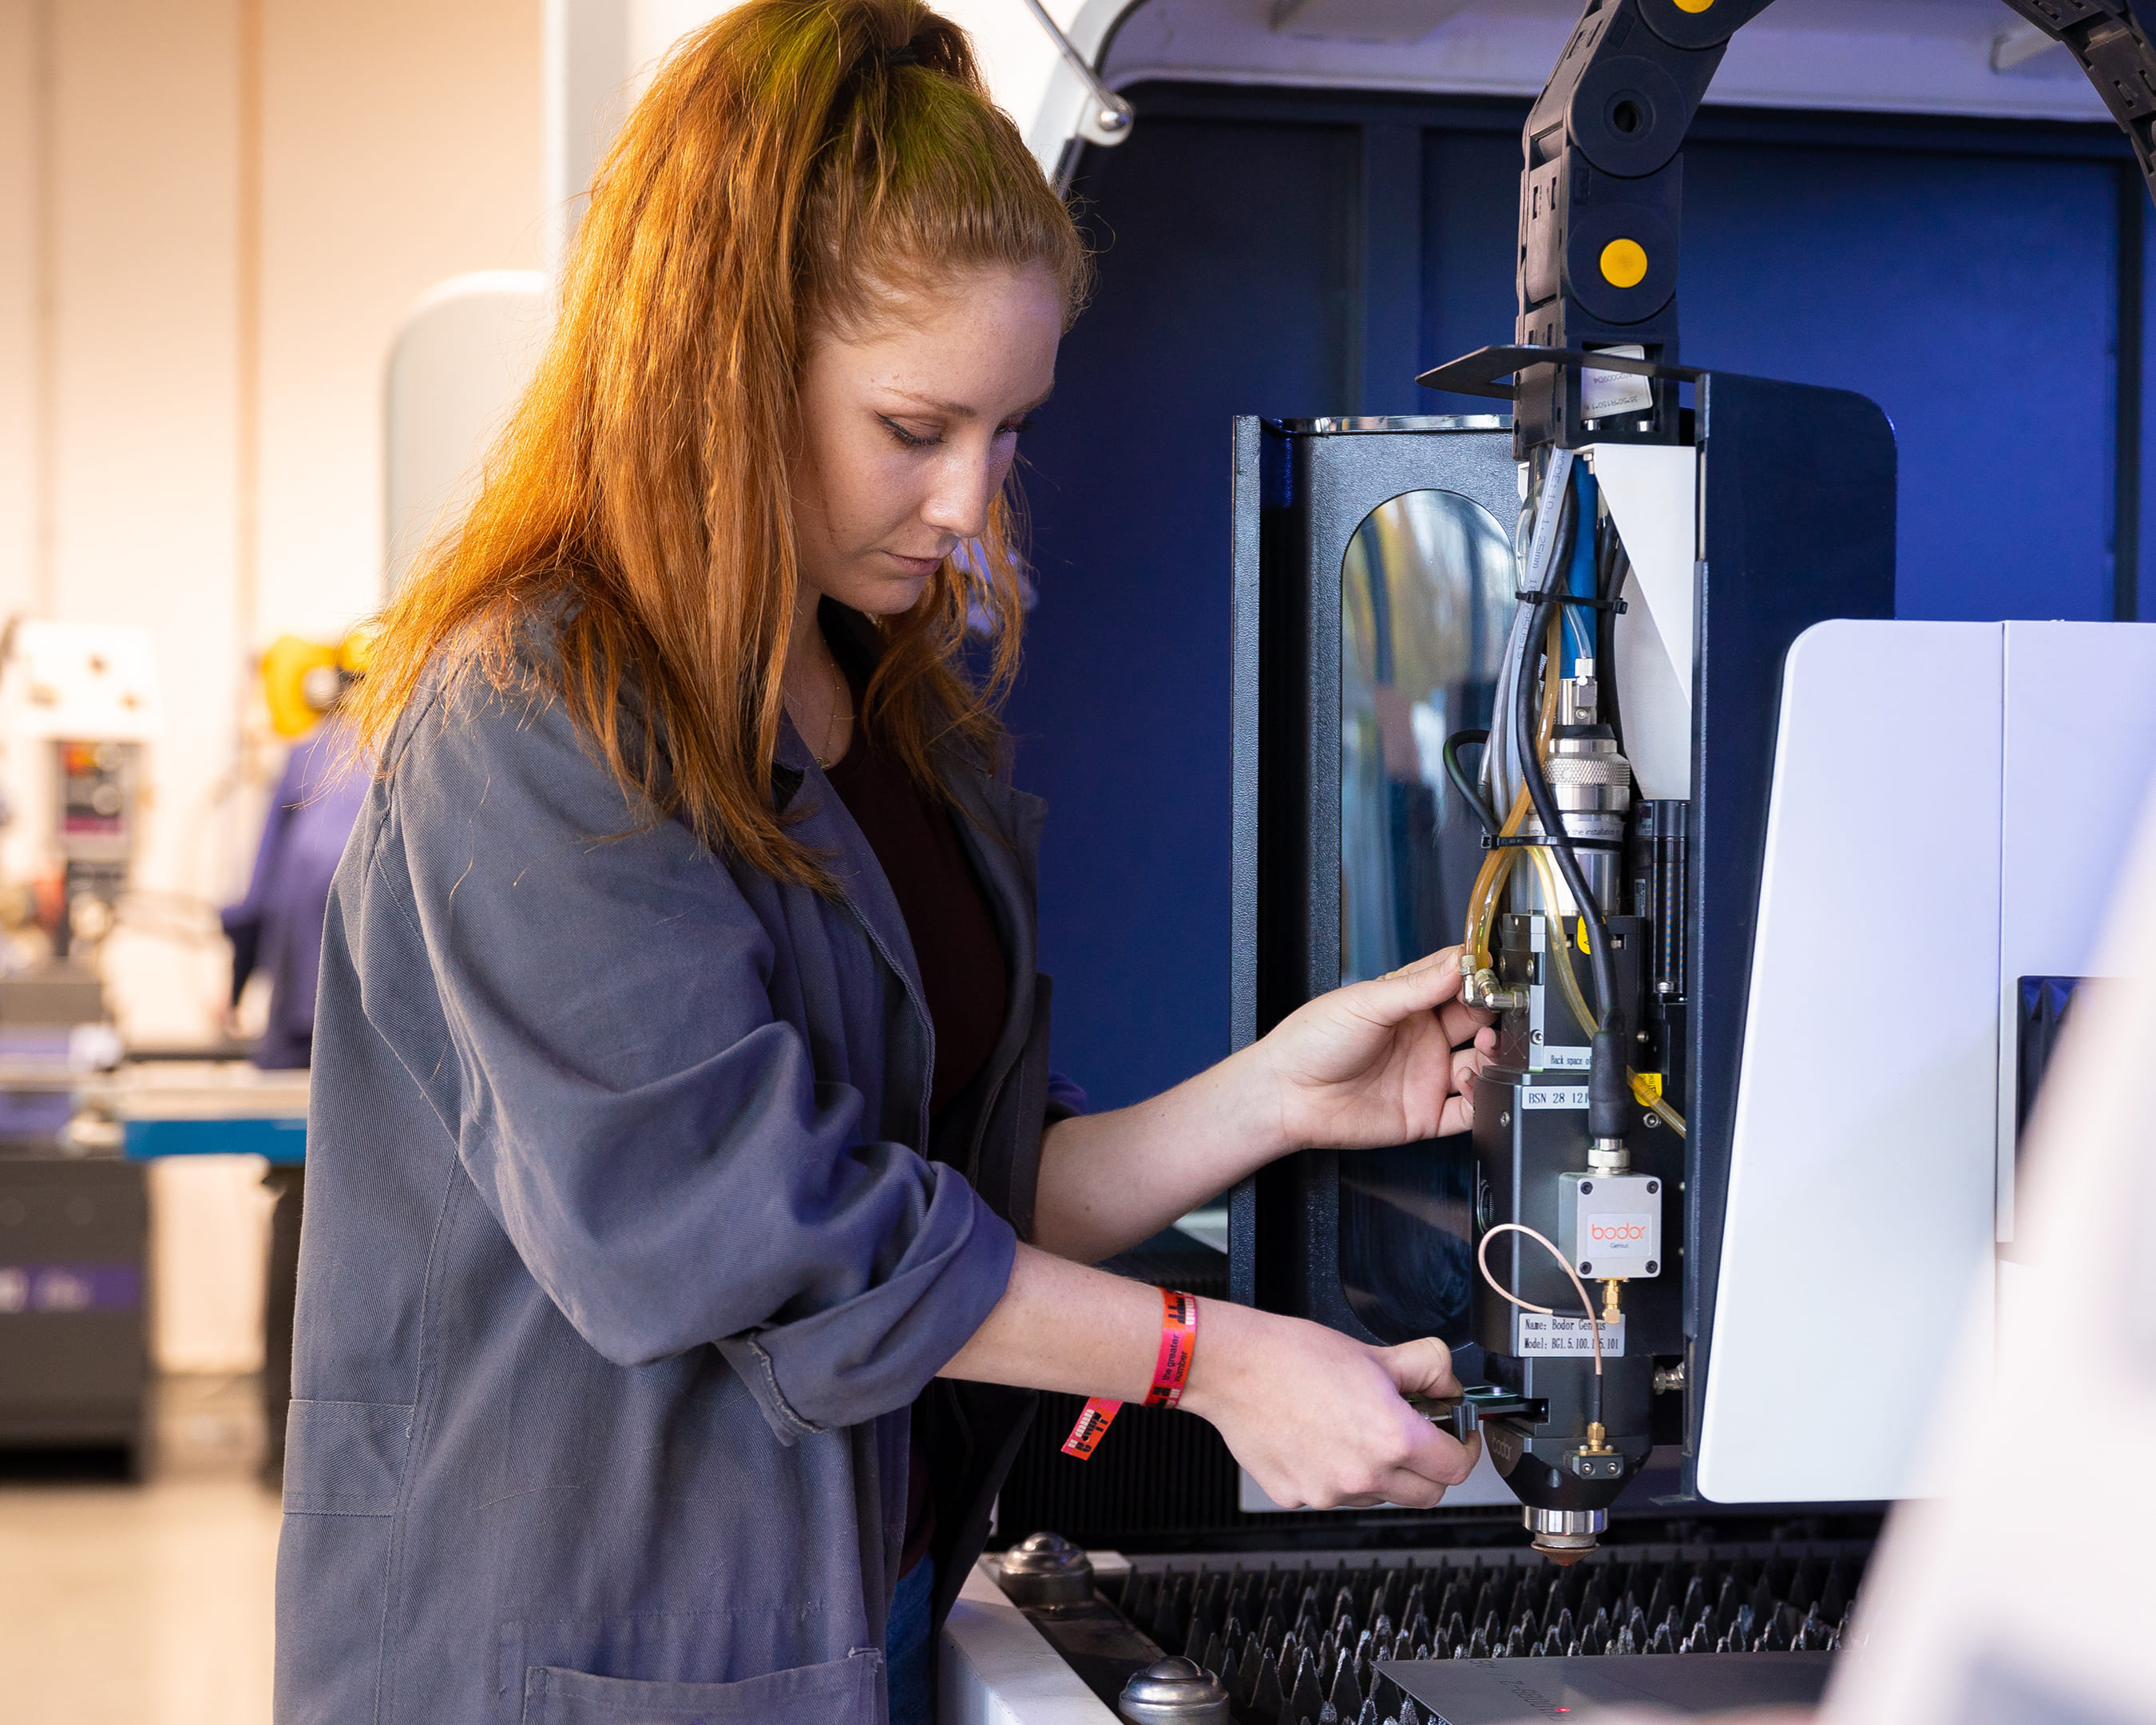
left=1015, top=85, right=2143, bottom=1114
left=125, top=1116, right=307, bottom=1164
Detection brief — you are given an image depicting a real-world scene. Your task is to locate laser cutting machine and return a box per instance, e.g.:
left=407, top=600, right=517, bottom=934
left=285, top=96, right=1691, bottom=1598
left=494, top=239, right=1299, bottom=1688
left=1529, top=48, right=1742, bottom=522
left=1246, top=0, right=2156, bottom=1567
left=941, top=2, right=2156, bottom=1722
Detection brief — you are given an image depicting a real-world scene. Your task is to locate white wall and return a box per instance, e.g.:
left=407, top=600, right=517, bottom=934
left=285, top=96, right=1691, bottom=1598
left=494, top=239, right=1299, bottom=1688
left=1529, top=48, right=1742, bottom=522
left=258, top=2, right=546, bottom=645
left=0, top=2, right=38, bottom=625
left=0, top=0, right=545, bottom=1047
left=29, top=0, right=244, bottom=1045
left=0, top=0, right=545, bottom=1370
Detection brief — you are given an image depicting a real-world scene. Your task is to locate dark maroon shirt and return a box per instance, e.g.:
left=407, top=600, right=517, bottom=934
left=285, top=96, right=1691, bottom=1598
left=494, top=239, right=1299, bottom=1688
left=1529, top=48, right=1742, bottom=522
left=822, top=672, right=1009, bottom=1576
left=822, top=709, right=1009, bottom=1120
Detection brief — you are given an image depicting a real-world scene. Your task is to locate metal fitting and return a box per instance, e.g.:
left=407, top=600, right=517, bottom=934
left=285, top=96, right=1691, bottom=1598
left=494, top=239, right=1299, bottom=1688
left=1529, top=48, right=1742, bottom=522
left=1527, top=1505, right=1607, bottom=1565
left=1467, top=967, right=1528, bottom=1012
left=997, top=1532, right=1094, bottom=1608
left=1118, top=1657, right=1231, bottom=1724
left=1587, top=1136, right=1631, bottom=1175
left=1653, top=1361, right=1687, bottom=1395
left=1560, top=673, right=1600, bottom=728
left=1545, top=744, right=1633, bottom=811
left=1524, top=726, right=1633, bottom=916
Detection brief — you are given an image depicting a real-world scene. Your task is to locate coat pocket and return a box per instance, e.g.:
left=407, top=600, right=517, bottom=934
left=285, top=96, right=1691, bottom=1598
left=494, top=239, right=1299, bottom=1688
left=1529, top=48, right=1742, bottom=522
left=521, top=1648, right=882, bottom=1724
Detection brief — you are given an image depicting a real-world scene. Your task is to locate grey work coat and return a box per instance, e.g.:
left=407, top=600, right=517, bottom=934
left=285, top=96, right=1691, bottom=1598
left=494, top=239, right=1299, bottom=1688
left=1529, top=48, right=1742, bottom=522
left=275, top=636, right=1062, bottom=1723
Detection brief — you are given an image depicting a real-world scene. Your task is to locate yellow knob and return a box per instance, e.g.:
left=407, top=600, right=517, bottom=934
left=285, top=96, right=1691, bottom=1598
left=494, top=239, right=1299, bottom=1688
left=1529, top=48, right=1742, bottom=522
left=1599, top=238, right=1649, bottom=289
left=1674, top=0, right=1715, bottom=12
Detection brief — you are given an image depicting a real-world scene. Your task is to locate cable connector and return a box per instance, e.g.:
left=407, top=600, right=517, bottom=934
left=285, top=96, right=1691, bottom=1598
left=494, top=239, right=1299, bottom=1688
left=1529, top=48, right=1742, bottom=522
left=1587, top=1028, right=1634, bottom=1142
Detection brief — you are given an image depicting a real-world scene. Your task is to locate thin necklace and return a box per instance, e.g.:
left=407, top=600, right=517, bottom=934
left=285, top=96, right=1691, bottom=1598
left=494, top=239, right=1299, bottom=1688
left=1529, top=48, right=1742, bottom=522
left=791, top=634, right=853, bottom=769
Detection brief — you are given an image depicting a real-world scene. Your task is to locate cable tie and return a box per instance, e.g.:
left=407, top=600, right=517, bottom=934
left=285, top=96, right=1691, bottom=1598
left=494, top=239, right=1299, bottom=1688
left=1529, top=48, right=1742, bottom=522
left=1513, top=590, right=1627, bottom=613
left=1480, top=834, right=1624, bottom=853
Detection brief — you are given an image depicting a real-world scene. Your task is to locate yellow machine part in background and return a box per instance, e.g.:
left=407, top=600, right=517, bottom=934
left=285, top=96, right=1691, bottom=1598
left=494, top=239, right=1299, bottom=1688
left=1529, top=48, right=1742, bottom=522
left=260, top=632, right=371, bottom=738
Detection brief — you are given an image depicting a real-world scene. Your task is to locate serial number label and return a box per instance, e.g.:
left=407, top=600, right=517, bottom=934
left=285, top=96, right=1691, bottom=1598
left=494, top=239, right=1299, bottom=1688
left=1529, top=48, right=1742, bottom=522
left=1516, top=1313, right=1626, bottom=1357
left=1523, top=1086, right=1589, bottom=1110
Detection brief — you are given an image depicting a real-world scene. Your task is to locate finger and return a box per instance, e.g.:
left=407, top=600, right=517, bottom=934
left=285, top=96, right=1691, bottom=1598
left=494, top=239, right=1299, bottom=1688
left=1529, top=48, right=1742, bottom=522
left=1375, top=1422, right=1479, bottom=1499
left=1369, top=951, right=1466, bottom=1017
left=1371, top=1468, right=1448, bottom=1509
left=1407, top=1422, right=1479, bottom=1488
left=1373, top=1440, right=1476, bottom=1502
left=1450, top=1044, right=1487, bottom=1094
left=1440, top=1087, right=1474, bottom=1136
left=1373, top=1335, right=1459, bottom=1399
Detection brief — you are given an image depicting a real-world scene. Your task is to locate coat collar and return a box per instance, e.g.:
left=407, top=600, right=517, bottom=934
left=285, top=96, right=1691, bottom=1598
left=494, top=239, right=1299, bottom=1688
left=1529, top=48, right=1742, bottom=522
left=768, top=609, right=1047, bottom=1148
left=771, top=700, right=1045, bottom=994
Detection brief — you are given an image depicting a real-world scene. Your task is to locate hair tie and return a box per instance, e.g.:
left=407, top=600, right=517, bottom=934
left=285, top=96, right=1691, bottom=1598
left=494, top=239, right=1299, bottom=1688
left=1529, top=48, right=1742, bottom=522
left=882, top=44, right=918, bottom=66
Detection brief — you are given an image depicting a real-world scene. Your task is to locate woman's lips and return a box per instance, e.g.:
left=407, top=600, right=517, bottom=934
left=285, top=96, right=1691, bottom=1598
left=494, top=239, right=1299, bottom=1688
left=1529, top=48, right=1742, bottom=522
left=887, top=551, right=944, bottom=577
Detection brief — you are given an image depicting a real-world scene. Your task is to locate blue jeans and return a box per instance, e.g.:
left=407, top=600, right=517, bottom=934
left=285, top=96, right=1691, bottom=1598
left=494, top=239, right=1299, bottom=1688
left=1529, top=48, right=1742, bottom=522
left=885, top=1556, right=936, bottom=1725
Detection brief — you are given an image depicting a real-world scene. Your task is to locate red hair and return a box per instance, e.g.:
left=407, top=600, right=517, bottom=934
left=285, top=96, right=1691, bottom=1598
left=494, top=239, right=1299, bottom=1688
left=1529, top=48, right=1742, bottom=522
left=347, top=0, right=1088, bottom=884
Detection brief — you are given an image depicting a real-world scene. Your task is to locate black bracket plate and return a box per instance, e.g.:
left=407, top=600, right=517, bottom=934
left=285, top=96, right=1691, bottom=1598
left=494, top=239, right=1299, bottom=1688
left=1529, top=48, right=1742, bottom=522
left=1418, top=344, right=1706, bottom=402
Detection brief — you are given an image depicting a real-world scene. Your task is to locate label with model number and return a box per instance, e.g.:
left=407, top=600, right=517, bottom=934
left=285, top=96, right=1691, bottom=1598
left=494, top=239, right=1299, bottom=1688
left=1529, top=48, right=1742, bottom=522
left=1583, top=347, right=1653, bottom=418
left=1516, top=1312, right=1626, bottom=1357
left=1523, top=1085, right=1589, bottom=1110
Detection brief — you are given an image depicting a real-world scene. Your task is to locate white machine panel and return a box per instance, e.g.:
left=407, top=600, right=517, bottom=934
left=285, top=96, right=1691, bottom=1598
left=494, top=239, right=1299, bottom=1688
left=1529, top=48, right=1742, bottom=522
left=1591, top=442, right=1698, bottom=801
left=941, top=1558, right=1119, bottom=1724
left=1995, top=621, right=2156, bottom=1236
left=383, top=272, right=549, bottom=595
left=1702, top=621, right=2003, bottom=1505
left=1702, top=617, right=2156, bottom=1504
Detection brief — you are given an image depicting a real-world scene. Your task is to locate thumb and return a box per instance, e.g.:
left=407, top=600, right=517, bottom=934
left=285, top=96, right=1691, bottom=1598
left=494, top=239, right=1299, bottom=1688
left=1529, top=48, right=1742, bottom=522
left=1374, top=1335, right=1460, bottom=1400
left=1373, top=948, right=1468, bottom=1001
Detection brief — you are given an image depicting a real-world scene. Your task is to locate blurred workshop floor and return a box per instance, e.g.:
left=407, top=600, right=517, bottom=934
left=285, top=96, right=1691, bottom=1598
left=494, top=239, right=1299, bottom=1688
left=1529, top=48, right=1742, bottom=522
left=0, top=1375, right=281, bottom=1725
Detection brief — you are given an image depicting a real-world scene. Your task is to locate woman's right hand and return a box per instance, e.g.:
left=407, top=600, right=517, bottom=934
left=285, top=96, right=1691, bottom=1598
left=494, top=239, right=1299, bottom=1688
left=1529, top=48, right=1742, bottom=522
left=1177, top=1298, right=1480, bottom=1509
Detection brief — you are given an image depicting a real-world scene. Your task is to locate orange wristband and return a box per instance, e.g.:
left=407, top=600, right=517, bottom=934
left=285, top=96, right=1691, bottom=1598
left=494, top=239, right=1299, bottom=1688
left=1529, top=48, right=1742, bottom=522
left=1143, top=1289, right=1199, bottom=1409
left=1060, top=1290, right=1198, bottom=1461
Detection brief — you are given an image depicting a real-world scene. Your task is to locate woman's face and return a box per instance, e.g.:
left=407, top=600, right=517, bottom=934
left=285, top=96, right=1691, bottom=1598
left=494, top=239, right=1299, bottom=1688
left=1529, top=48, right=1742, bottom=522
left=792, top=263, right=1063, bottom=618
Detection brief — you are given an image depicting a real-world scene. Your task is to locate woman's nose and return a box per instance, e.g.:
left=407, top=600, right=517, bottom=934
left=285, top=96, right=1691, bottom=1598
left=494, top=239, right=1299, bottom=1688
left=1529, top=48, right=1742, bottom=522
left=921, top=446, right=1001, bottom=541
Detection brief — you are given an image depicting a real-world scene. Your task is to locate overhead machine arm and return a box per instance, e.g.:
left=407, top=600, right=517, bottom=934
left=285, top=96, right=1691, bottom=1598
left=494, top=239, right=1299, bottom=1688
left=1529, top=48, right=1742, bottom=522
left=1433, top=0, right=2156, bottom=452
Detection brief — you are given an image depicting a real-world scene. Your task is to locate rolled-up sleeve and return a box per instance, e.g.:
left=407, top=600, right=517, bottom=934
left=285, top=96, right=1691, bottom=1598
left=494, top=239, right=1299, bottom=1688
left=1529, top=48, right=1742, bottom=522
left=365, top=679, right=1016, bottom=1438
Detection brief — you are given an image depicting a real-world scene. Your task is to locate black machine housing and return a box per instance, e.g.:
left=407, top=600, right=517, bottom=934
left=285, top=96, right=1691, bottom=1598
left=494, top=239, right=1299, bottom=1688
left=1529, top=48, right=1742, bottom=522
left=1227, top=379, right=1893, bottom=1518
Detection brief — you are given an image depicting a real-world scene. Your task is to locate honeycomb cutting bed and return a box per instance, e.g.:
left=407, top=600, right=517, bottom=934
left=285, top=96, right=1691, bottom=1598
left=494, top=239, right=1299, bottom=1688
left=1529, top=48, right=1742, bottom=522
left=1093, top=1541, right=1867, bottom=1725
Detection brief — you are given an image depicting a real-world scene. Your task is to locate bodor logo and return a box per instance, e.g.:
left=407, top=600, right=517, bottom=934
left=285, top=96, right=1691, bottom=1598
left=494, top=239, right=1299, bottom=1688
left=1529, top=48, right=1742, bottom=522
left=1588, top=1220, right=1649, bottom=1242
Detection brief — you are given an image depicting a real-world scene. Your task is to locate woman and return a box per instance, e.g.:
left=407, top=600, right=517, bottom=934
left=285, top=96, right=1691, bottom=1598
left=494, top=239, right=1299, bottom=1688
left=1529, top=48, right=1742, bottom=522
left=278, top=5, right=1492, bottom=1721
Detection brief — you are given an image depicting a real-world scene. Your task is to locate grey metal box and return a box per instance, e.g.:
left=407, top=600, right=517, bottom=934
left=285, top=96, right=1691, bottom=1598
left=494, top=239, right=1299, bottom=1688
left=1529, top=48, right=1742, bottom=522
left=1558, top=1171, right=1663, bottom=1281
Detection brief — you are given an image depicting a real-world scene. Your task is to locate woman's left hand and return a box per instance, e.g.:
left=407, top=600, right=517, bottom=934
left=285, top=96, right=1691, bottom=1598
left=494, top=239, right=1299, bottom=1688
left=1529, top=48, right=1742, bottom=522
left=1033, top=946, right=1496, bottom=1265
left=1259, top=945, right=1495, bottom=1151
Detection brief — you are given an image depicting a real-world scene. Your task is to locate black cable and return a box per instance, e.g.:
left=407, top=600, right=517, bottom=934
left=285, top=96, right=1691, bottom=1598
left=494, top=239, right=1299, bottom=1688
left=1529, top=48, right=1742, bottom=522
left=1599, top=536, right=1630, bottom=756
left=1443, top=729, right=1499, bottom=835
left=1516, top=482, right=1631, bottom=1143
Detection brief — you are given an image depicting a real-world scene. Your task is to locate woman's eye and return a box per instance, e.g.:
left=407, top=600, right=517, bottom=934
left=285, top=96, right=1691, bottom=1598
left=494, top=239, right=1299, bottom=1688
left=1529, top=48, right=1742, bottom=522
left=878, top=415, right=939, bottom=449
left=999, top=416, right=1032, bottom=438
